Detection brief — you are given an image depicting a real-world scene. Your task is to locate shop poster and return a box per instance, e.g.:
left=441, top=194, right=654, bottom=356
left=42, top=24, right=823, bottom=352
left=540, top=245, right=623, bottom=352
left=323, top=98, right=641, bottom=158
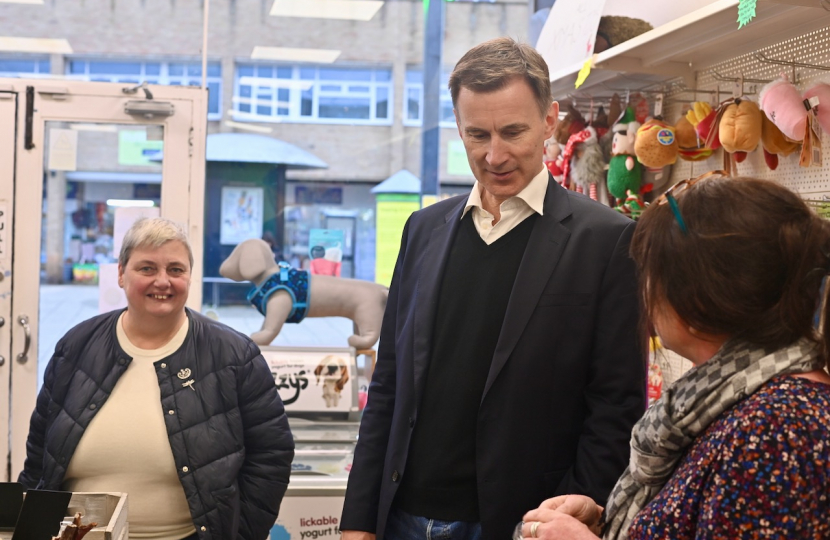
left=261, top=348, right=356, bottom=413
left=308, top=228, right=344, bottom=277
left=47, top=128, right=78, bottom=171
left=269, top=497, right=345, bottom=540
left=220, top=186, right=264, bottom=245
left=375, top=194, right=420, bottom=287
left=118, top=129, right=164, bottom=166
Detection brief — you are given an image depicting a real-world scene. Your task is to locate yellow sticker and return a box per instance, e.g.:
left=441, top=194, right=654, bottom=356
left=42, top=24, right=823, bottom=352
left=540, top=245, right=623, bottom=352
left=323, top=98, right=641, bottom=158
left=575, top=55, right=597, bottom=89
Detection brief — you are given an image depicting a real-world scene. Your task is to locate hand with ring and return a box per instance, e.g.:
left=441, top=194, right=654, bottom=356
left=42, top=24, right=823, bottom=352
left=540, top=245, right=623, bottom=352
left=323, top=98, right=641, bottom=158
left=517, top=495, right=603, bottom=539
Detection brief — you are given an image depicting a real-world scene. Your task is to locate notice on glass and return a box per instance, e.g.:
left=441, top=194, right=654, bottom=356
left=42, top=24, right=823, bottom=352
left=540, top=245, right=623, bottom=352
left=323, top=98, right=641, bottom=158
left=535, top=0, right=606, bottom=77
left=375, top=195, right=420, bottom=287
left=48, top=128, right=78, bottom=171
left=220, top=186, right=264, bottom=245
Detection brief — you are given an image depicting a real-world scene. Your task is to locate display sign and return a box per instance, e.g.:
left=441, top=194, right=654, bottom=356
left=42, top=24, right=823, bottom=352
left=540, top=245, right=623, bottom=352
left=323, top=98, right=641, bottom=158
left=261, top=347, right=356, bottom=412
left=308, top=229, right=344, bottom=277
left=535, top=0, right=606, bottom=75
left=375, top=194, right=420, bottom=287
left=447, top=140, right=474, bottom=176
left=220, top=186, right=264, bottom=245
left=47, top=128, right=78, bottom=171
left=269, top=497, right=345, bottom=540
left=118, top=129, right=164, bottom=166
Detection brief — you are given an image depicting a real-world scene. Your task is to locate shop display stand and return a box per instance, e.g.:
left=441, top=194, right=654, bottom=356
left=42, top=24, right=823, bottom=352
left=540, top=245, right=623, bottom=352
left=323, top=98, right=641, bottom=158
left=260, top=346, right=362, bottom=540
left=549, top=6, right=830, bottom=384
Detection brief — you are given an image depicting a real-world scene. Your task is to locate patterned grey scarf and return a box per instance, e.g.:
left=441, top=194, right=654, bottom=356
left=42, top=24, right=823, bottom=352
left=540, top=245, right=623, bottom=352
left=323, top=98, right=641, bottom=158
left=602, top=337, right=825, bottom=540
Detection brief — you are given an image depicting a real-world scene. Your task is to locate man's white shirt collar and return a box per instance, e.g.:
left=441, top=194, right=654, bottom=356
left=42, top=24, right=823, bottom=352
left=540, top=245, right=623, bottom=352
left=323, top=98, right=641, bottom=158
left=462, top=166, right=548, bottom=219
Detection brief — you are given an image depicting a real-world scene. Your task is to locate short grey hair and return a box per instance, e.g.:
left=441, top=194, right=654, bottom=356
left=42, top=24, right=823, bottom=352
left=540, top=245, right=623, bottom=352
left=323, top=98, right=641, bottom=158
left=118, top=217, right=194, bottom=269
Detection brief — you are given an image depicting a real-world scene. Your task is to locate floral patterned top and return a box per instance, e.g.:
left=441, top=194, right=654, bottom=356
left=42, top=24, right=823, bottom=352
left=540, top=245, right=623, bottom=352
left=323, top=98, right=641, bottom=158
left=628, top=376, right=830, bottom=540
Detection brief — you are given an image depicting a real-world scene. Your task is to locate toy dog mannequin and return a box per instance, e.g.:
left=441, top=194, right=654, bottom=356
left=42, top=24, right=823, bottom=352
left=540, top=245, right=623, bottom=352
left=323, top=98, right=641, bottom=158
left=219, top=238, right=389, bottom=348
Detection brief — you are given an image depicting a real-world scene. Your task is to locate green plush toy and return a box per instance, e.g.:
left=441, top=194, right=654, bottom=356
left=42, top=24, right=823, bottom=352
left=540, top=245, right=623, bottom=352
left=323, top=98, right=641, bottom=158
left=614, top=189, right=645, bottom=219
left=607, top=108, right=643, bottom=200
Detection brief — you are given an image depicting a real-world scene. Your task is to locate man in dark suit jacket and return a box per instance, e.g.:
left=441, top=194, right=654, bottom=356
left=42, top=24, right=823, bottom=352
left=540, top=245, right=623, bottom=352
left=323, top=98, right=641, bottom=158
left=341, top=37, right=645, bottom=540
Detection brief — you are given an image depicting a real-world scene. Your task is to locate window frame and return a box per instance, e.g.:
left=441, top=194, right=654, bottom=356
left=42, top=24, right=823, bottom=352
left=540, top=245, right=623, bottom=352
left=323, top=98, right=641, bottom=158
left=233, top=63, right=394, bottom=126
left=0, top=56, right=51, bottom=78
left=66, top=58, right=223, bottom=121
left=403, top=67, right=455, bottom=128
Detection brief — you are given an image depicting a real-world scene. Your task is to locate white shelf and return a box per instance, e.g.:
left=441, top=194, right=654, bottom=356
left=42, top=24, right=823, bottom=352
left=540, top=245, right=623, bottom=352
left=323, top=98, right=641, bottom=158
left=548, top=0, right=830, bottom=97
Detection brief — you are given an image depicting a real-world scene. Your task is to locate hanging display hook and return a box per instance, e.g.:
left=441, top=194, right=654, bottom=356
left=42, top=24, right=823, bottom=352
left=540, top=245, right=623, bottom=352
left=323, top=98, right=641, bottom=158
left=753, top=51, right=830, bottom=72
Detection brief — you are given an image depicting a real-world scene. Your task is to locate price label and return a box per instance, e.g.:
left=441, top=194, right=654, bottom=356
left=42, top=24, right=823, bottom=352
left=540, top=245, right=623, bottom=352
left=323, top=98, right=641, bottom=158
left=737, top=0, right=757, bottom=29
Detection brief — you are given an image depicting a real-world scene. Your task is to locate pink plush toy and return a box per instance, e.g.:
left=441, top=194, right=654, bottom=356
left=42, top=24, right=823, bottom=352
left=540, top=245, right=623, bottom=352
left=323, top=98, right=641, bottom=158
left=759, top=76, right=808, bottom=141
left=803, top=82, right=830, bottom=136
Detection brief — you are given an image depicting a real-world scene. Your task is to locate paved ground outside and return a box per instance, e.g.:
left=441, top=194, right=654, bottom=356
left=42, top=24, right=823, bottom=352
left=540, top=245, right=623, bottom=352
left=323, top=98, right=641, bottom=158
left=38, top=284, right=358, bottom=389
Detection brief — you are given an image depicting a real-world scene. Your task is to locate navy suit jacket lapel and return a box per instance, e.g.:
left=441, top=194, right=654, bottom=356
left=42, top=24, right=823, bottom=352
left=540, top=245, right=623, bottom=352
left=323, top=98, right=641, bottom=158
left=412, top=198, right=466, bottom=404
left=481, top=177, right=573, bottom=401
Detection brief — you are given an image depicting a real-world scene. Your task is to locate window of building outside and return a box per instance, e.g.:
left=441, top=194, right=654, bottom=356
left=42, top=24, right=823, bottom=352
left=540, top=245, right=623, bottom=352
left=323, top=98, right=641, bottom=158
left=233, top=64, right=393, bottom=125
left=67, top=59, right=223, bottom=120
left=403, top=69, right=455, bottom=127
left=0, top=57, right=50, bottom=77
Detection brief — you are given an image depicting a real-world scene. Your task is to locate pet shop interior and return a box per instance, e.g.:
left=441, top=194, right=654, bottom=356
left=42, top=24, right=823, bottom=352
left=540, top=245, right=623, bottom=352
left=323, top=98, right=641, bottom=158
left=2, top=0, right=830, bottom=536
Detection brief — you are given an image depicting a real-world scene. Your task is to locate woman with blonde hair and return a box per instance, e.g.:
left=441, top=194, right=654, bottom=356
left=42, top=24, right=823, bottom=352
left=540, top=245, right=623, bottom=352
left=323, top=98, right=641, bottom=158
left=19, top=217, right=294, bottom=540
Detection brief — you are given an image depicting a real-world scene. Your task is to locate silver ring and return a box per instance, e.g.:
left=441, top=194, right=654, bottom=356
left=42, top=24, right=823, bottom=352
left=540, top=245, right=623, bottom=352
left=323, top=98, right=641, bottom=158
left=530, top=521, right=540, bottom=538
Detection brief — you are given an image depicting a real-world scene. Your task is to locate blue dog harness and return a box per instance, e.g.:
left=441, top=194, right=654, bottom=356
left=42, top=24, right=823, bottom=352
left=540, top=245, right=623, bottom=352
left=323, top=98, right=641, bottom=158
left=247, top=262, right=310, bottom=323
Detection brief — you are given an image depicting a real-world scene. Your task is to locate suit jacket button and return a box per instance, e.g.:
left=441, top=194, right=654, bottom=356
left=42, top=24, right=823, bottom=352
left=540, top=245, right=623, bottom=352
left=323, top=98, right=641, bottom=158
left=409, top=417, right=415, bottom=428
left=392, top=470, right=400, bottom=482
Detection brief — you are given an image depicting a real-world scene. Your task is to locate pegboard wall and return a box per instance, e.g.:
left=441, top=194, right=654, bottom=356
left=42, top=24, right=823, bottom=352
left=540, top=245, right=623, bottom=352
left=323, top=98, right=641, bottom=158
left=665, top=25, right=830, bottom=198
left=655, top=27, right=830, bottom=385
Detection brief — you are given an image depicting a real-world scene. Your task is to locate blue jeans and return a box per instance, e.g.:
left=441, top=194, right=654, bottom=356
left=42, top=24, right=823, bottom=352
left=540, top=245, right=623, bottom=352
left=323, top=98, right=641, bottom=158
left=385, top=507, right=482, bottom=540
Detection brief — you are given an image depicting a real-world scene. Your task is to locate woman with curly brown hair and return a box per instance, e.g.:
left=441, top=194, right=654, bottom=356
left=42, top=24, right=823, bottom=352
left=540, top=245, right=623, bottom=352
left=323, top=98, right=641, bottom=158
left=519, top=174, right=830, bottom=540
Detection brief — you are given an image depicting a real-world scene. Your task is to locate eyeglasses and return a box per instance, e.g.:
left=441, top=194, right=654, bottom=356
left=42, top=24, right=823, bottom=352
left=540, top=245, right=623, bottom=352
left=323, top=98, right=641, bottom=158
left=657, top=170, right=728, bottom=235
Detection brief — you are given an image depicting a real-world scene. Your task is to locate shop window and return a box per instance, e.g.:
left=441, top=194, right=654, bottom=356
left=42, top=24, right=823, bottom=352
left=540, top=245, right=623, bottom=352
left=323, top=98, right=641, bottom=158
left=233, top=64, right=393, bottom=125
left=403, top=68, right=455, bottom=127
left=0, top=56, right=50, bottom=77
left=66, top=59, right=223, bottom=120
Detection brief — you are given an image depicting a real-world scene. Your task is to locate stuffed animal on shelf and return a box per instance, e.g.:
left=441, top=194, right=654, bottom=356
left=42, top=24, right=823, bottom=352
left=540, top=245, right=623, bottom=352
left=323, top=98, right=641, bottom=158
left=592, top=105, right=609, bottom=132
left=804, top=82, right=830, bottom=135
left=607, top=108, right=642, bottom=202
left=594, top=16, right=654, bottom=53
left=554, top=103, right=587, bottom=145
left=642, top=165, right=673, bottom=202
left=544, top=137, right=565, bottom=185
left=219, top=238, right=389, bottom=348
left=761, top=113, right=800, bottom=170
left=687, top=101, right=722, bottom=150
left=760, top=76, right=808, bottom=142
left=608, top=93, right=623, bottom=127
left=614, top=189, right=645, bottom=219
left=676, top=114, right=714, bottom=161
left=635, top=118, right=679, bottom=168
left=719, top=98, right=763, bottom=162
left=570, top=127, right=610, bottom=206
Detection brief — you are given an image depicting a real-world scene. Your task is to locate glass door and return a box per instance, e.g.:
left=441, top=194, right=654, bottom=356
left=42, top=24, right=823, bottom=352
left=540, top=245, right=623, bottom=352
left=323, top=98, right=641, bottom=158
left=4, top=78, right=207, bottom=479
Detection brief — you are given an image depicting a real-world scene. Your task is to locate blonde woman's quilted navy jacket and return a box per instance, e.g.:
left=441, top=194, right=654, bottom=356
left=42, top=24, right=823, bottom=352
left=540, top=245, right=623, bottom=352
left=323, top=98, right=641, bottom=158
left=18, top=308, right=294, bottom=540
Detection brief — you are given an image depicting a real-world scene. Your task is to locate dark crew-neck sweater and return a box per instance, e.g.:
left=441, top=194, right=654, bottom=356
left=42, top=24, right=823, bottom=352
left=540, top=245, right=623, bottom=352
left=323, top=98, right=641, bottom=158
left=394, top=210, right=537, bottom=521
